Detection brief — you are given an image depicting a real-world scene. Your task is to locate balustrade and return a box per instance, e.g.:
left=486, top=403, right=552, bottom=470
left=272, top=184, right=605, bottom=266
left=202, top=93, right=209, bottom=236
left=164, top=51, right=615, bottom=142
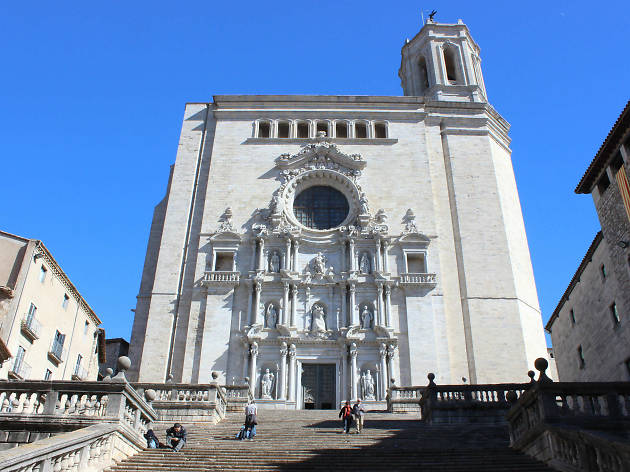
left=399, top=273, right=437, bottom=286
left=202, top=271, right=240, bottom=286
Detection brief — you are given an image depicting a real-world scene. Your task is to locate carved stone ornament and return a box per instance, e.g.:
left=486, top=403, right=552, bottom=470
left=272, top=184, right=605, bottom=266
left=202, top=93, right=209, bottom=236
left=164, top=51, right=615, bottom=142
left=217, top=207, right=235, bottom=232
left=375, top=209, right=388, bottom=224
left=403, top=208, right=419, bottom=234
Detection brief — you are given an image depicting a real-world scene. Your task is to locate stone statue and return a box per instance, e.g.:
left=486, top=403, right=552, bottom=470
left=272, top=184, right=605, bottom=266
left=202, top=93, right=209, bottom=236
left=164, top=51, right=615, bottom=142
left=360, top=306, right=373, bottom=329
left=359, top=194, right=369, bottom=215
left=269, top=251, right=280, bottom=273
left=270, top=194, right=283, bottom=215
left=265, top=304, right=277, bottom=328
left=313, top=252, right=326, bottom=274
left=359, top=253, right=371, bottom=274
left=311, top=304, right=327, bottom=332
left=261, top=368, right=274, bottom=398
left=361, top=369, right=375, bottom=400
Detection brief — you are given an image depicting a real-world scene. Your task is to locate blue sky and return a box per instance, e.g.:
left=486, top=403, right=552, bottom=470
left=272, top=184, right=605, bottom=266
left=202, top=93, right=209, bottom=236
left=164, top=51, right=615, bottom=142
left=1, top=1, right=629, bottom=343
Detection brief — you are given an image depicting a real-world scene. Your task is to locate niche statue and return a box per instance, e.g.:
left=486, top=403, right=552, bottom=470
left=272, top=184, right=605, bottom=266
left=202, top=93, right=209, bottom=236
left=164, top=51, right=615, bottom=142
left=269, top=251, right=280, bottom=273
left=359, top=253, right=371, bottom=274
left=360, top=306, right=373, bottom=329
left=361, top=370, right=376, bottom=400
left=261, top=368, right=275, bottom=399
left=265, top=304, right=277, bottom=328
left=311, top=304, right=327, bottom=333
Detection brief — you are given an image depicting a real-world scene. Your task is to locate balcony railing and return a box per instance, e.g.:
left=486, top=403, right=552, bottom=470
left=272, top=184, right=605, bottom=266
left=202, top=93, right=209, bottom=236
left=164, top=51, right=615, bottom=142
left=20, top=315, right=42, bottom=341
left=8, top=360, right=31, bottom=380
left=48, top=340, right=66, bottom=365
left=201, top=271, right=240, bottom=286
left=399, top=273, right=437, bottom=286
left=71, top=365, right=88, bottom=381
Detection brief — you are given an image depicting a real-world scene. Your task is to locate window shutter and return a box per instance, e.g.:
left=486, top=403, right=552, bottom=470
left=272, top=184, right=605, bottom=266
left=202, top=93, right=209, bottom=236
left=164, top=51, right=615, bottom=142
left=615, top=167, right=630, bottom=223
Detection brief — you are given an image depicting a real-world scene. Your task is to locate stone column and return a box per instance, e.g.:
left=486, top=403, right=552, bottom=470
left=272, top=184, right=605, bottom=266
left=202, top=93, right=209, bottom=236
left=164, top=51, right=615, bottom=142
left=340, top=284, right=347, bottom=328
left=382, top=240, right=389, bottom=273
left=349, top=283, right=357, bottom=326
left=257, top=238, right=265, bottom=271
left=292, top=240, right=300, bottom=272
left=386, top=344, right=397, bottom=391
left=250, top=242, right=257, bottom=271
left=376, top=283, right=384, bottom=327
left=285, top=239, right=292, bottom=271
left=384, top=285, right=392, bottom=327
left=375, top=240, right=382, bottom=272
left=341, top=239, right=347, bottom=272
left=379, top=343, right=388, bottom=401
left=290, top=284, right=298, bottom=327
left=246, top=282, right=253, bottom=325
left=282, top=282, right=290, bottom=326
left=249, top=342, right=259, bottom=396
left=350, top=343, right=358, bottom=401
left=279, top=342, right=288, bottom=400
left=253, top=282, right=262, bottom=325
left=349, top=239, right=356, bottom=271
left=288, top=344, right=296, bottom=402
left=341, top=349, right=348, bottom=401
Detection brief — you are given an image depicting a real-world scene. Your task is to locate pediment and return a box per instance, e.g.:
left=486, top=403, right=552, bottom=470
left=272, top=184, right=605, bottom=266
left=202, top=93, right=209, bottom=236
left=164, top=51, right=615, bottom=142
left=398, top=232, right=431, bottom=244
left=209, top=231, right=242, bottom=242
left=275, top=141, right=366, bottom=172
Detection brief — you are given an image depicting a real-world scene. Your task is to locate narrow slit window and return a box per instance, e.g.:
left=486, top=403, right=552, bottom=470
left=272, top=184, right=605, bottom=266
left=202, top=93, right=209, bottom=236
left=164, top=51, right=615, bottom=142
left=418, top=56, right=430, bottom=91
left=258, top=121, right=271, bottom=138
left=39, top=266, right=47, bottom=283
left=570, top=309, right=576, bottom=324
left=62, top=294, right=70, bottom=309
left=611, top=302, right=620, bottom=325
left=611, top=152, right=624, bottom=172
left=278, top=122, right=290, bottom=138
left=600, top=264, right=607, bottom=280
left=374, top=123, right=387, bottom=139
left=297, top=122, right=309, bottom=138
left=444, top=47, right=459, bottom=84
left=355, top=122, right=368, bottom=139
left=597, top=173, right=610, bottom=193
left=578, top=345, right=585, bottom=368
left=335, top=122, right=348, bottom=138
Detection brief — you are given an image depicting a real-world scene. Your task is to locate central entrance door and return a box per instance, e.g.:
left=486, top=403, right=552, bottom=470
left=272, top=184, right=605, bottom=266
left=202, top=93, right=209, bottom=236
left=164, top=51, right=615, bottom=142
left=302, top=364, right=335, bottom=409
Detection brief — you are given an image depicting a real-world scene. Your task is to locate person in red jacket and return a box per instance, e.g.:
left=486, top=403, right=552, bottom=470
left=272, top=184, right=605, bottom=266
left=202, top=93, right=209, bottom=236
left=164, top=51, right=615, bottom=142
left=338, top=401, right=353, bottom=434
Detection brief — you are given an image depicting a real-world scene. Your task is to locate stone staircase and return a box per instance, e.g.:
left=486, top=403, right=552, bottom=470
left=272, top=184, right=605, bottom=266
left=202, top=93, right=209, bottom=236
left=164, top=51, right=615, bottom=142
left=107, top=410, right=554, bottom=471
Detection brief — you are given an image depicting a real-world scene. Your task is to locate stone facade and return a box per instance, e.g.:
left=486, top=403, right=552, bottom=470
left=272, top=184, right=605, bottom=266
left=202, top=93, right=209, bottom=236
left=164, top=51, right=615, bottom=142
left=548, top=100, right=630, bottom=381
left=0, top=230, right=103, bottom=381
left=128, top=20, right=549, bottom=407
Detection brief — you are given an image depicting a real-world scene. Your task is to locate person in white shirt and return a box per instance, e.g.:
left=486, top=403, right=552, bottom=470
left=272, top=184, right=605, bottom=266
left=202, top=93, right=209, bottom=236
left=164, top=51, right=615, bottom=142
left=244, top=400, right=258, bottom=439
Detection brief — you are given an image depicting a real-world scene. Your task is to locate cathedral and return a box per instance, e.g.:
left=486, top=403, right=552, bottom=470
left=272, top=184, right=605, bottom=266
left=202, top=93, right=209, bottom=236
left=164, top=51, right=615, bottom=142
left=128, top=19, right=548, bottom=409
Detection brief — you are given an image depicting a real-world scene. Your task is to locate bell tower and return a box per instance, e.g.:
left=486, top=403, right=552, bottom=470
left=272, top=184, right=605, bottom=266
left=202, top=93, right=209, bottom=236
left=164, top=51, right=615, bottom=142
left=399, top=19, right=487, bottom=102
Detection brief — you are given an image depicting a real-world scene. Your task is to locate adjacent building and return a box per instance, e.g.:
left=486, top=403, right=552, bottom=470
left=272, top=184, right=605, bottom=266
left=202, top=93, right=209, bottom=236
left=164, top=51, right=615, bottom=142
left=547, top=100, right=630, bottom=381
left=99, top=337, right=129, bottom=378
left=128, top=19, right=549, bottom=408
left=0, top=230, right=104, bottom=381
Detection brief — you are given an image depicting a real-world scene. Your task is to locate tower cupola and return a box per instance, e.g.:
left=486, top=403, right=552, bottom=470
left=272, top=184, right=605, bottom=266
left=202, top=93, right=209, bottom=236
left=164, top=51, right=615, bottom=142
left=399, top=19, right=487, bottom=102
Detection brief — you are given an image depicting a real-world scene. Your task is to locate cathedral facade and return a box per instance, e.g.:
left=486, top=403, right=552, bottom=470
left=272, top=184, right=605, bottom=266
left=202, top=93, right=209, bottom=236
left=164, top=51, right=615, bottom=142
left=128, top=20, right=548, bottom=409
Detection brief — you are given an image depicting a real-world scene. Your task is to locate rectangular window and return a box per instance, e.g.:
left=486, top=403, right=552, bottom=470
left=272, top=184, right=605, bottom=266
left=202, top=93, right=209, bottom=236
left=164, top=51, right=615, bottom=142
left=84, top=320, right=89, bottom=335
left=335, top=122, right=348, bottom=138
left=39, top=266, right=47, bottom=283
left=355, top=122, right=368, bottom=139
left=62, top=294, right=70, bottom=309
left=44, top=369, right=52, bottom=381
left=297, top=122, right=309, bottom=138
left=277, top=122, right=290, bottom=138
left=611, top=302, right=620, bottom=325
left=258, top=121, right=270, bottom=138
left=214, top=253, right=234, bottom=271
left=406, top=253, right=426, bottom=273
left=611, top=152, right=624, bottom=172
left=51, top=330, right=65, bottom=359
left=27, top=303, right=37, bottom=322
left=578, top=345, right=585, bottom=369
left=316, top=121, right=329, bottom=136
left=569, top=309, right=576, bottom=324
left=374, top=123, right=387, bottom=139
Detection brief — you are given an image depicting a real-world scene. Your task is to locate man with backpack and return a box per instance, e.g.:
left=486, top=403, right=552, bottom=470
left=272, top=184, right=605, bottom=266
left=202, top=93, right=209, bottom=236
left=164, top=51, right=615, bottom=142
left=338, top=401, right=353, bottom=434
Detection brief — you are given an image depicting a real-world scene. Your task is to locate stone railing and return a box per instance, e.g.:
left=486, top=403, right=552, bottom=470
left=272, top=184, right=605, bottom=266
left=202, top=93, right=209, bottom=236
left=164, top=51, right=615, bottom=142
left=224, top=384, right=253, bottom=412
left=387, top=386, right=425, bottom=413
left=0, top=357, right=157, bottom=472
left=419, top=373, right=530, bottom=424
left=507, top=358, right=630, bottom=472
left=133, top=374, right=228, bottom=423
left=201, top=271, right=240, bottom=286
left=0, top=423, right=142, bottom=472
left=398, top=273, right=437, bottom=286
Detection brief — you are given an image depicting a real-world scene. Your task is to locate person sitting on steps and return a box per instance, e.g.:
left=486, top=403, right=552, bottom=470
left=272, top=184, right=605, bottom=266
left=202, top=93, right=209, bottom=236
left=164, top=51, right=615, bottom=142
left=339, top=401, right=353, bottom=434
left=165, top=423, right=187, bottom=452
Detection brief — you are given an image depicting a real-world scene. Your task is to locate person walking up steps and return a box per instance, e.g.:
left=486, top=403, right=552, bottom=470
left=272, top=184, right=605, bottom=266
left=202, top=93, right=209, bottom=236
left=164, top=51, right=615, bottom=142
left=339, top=401, right=353, bottom=434
left=352, top=398, right=365, bottom=433
left=244, top=400, right=258, bottom=440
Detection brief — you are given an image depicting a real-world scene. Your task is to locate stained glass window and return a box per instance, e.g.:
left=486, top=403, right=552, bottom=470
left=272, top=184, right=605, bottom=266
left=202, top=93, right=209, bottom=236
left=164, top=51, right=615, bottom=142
left=293, top=186, right=349, bottom=230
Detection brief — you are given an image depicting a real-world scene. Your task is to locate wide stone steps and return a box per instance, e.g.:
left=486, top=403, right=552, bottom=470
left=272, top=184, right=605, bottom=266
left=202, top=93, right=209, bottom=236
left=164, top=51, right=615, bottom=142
left=107, top=411, right=553, bottom=471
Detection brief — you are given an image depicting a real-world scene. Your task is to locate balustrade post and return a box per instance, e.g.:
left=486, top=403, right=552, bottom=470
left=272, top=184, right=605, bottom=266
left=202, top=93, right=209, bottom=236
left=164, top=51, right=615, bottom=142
left=104, top=390, right=126, bottom=419
left=43, top=388, right=59, bottom=415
